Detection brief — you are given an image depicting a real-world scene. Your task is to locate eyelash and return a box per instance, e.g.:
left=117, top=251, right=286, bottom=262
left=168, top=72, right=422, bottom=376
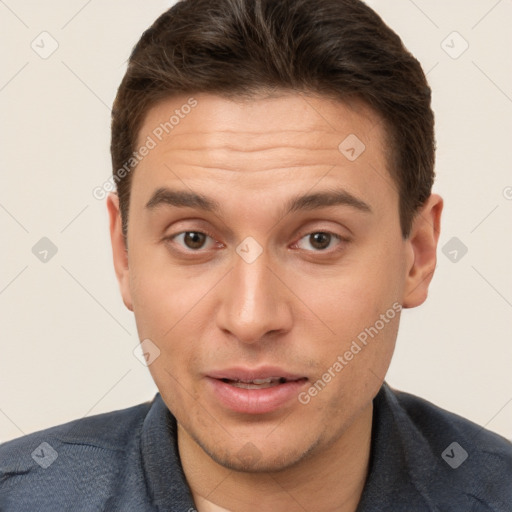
left=164, top=229, right=349, bottom=255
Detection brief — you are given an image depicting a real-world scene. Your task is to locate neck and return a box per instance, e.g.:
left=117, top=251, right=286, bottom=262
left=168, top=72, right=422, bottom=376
left=178, top=403, right=373, bottom=512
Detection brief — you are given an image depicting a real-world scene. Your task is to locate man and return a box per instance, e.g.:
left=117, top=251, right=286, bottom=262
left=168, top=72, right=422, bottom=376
left=1, top=0, right=511, bottom=510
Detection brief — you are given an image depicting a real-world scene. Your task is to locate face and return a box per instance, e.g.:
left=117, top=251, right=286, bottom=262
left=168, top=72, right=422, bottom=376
left=108, top=91, right=441, bottom=472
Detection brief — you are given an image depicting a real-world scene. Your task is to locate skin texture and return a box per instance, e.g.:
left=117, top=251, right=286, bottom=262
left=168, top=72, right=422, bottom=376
left=107, top=92, right=443, bottom=512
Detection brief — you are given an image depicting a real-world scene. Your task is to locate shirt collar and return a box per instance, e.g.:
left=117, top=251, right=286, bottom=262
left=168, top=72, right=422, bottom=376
left=356, top=382, right=438, bottom=510
left=140, top=394, right=196, bottom=511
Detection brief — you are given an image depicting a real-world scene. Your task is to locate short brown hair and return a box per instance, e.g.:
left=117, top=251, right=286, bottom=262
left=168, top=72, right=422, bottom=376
left=111, top=0, right=435, bottom=239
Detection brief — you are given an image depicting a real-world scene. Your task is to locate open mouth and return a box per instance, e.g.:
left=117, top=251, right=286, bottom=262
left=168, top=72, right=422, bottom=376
left=206, top=368, right=308, bottom=414
left=220, top=377, right=291, bottom=389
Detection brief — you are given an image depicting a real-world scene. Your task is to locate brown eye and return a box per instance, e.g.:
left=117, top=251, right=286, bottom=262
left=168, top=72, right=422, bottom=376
left=168, top=231, right=216, bottom=252
left=182, top=232, right=207, bottom=249
left=296, top=232, right=342, bottom=252
left=309, top=233, right=331, bottom=250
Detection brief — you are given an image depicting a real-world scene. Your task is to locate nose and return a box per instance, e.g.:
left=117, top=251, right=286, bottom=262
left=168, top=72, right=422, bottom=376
left=215, top=246, right=293, bottom=345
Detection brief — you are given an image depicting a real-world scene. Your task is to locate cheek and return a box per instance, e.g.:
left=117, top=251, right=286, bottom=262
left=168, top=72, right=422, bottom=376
left=291, top=253, right=403, bottom=346
left=289, top=241, right=403, bottom=396
left=299, top=309, right=400, bottom=423
left=128, top=248, right=209, bottom=338
left=128, top=250, right=216, bottom=380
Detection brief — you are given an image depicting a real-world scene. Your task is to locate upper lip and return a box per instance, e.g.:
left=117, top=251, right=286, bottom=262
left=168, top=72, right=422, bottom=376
left=207, top=366, right=307, bottom=382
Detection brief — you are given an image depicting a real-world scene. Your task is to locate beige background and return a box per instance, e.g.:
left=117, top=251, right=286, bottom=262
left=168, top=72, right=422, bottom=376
left=0, top=0, right=511, bottom=443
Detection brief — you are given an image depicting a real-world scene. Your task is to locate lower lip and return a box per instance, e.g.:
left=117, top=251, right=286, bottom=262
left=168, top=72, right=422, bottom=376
left=205, top=377, right=307, bottom=415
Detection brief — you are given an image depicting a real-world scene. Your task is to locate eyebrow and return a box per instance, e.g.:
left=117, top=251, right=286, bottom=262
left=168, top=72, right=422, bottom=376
left=145, top=186, right=372, bottom=217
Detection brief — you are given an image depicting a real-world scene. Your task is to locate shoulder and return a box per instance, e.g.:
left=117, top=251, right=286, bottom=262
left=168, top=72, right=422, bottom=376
left=0, top=398, right=155, bottom=511
left=392, top=386, right=512, bottom=463
left=388, top=384, right=512, bottom=508
left=0, top=399, right=153, bottom=466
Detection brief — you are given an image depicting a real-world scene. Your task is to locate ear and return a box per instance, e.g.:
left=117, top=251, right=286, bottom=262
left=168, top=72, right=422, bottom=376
left=106, top=193, right=133, bottom=311
left=402, top=194, right=443, bottom=308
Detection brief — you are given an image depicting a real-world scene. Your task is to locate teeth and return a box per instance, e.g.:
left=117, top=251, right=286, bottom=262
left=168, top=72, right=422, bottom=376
left=225, top=377, right=286, bottom=389
left=220, top=377, right=293, bottom=389
left=231, top=380, right=280, bottom=389
left=252, top=378, right=274, bottom=384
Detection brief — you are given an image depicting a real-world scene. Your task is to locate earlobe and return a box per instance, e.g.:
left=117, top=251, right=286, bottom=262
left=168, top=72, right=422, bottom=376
left=106, top=193, right=133, bottom=311
left=402, top=194, right=443, bottom=309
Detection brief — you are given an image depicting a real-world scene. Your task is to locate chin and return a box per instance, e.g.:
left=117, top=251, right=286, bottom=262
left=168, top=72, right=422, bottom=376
left=199, top=435, right=320, bottom=474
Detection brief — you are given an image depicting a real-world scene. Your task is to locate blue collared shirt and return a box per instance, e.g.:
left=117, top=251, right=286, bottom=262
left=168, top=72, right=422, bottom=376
left=1, top=382, right=511, bottom=511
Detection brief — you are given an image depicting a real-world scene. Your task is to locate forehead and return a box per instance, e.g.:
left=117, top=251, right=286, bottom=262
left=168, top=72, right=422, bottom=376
left=137, top=91, right=385, bottom=151
left=130, top=91, right=396, bottom=218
